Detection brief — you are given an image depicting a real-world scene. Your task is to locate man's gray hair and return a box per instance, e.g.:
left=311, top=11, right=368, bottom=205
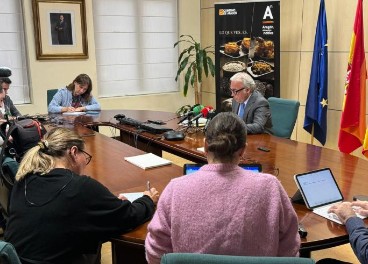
left=230, top=72, right=256, bottom=92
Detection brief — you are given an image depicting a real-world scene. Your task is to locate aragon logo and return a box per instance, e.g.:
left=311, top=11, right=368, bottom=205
left=219, top=9, right=237, bottom=16
left=263, top=5, right=274, bottom=19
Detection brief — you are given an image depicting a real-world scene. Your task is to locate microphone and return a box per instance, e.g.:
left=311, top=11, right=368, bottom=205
left=0, top=67, right=12, bottom=78
left=191, top=106, right=213, bottom=123
left=177, top=105, right=204, bottom=124
left=177, top=111, right=195, bottom=124
left=204, top=110, right=217, bottom=131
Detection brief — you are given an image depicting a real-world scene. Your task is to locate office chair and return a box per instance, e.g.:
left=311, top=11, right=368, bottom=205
left=0, top=240, right=21, bottom=264
left=47, top=89, right=58, bottom=106
left=0, top=157, right=19, bottom=228
left=268, top=97, right=300, bottom=138
left=160, top=253, right=315, bottom=264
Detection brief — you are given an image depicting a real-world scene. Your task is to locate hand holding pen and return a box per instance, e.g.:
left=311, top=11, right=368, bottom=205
left=144, top=181, right=159, bottom=204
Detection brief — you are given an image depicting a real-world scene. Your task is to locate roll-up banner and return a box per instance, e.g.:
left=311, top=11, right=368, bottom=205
left=215, top=1, right=280, bottom=112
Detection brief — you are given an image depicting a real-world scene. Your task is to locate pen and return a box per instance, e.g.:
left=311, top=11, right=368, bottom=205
left=146, top=181, right=151, bottom=191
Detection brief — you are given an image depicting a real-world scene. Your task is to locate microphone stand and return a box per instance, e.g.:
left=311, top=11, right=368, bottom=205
left=195, top=118, right=200, bottom=127
left=184, top=113, right=194, bottom=133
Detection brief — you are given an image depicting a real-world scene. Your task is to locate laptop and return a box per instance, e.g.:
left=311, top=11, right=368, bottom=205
left=183, top=163, right=262, bottom=175
left=294, top=168, right=366, bottom=224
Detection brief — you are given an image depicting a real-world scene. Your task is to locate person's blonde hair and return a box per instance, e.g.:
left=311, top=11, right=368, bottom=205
left=16, top=127, right=85, bottom=181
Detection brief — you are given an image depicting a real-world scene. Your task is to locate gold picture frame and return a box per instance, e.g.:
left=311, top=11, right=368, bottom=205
left=32, top=0, right=88, bottom=60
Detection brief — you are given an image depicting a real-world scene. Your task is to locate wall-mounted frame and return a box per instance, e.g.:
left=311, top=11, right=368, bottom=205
left=32, top=0, right=88, bottom=60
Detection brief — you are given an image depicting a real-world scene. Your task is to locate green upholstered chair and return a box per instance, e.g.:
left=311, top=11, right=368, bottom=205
left=0, top=157, right=19, bottom=228
left=0, top=241, right=21, bottom=264
left=160, top=253, right=315, bottom=264
left=268, top=97, right=300, bottom=138
left=47, top=89, right=58, bottom=107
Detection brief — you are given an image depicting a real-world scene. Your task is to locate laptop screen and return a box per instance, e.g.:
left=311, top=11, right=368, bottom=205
left=294, top=168, right=344, bottom=209
left=183, top=163, right=262, bottom=175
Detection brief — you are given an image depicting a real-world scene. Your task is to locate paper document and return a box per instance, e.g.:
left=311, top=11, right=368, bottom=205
left=124, top=153, right=172, bottom=170
left=119, top=192, right=144, bottom=202
left=197, top=147, right=205, bottom=152
left=62, top=112, right=87, bottom=116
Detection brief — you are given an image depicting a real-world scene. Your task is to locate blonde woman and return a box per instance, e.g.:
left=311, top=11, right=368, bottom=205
left=5, top=127, right=158, bottom=263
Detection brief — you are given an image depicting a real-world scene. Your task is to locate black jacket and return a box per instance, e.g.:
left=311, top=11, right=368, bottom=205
left=5, top=168, right=154, bottom=263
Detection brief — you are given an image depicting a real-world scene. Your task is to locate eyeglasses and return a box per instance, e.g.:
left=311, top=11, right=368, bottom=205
left=80, top=149, right=92, bottom=165
left=229, top=87, right=246, bottom=95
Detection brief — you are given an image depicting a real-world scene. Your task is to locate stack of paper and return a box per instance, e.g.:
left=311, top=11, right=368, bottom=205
left=124, top=153, right=172, bottom=170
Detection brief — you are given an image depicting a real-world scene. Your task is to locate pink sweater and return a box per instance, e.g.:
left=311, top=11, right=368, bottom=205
left=145, top=164, right=300, bottom=264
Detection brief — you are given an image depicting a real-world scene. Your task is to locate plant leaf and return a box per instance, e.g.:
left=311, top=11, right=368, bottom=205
left=196, top=49, right=203, bottom=83
left=175, top=55, right=190, bottom=82
left=207, top=56, right=215, bottom=77
left=190, top=65, right=196, bottom=87
left=182, top=35, right=195, bottom=43
left=203, top=45, right=214, bottom=51
left=178, top=46, right=194, bottom=63
left=183, top=66, right=192, bottom=96
left=177, top=48, right=188, bottom=63
left=202, top=51, right=209, bottom=77
left=174, top=35, right=195, bottom=47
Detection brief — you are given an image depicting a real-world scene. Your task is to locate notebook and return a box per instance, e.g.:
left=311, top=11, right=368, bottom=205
left=124, top=153, right=172, bottom=170
left=119, top=192, right=143, bottom=202
left=183, top=163, right=262, bottom=175
left=294, top=168, right=366, bottom=224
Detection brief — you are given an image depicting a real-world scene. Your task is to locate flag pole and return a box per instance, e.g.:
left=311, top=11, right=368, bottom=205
left=310, top=124, right=314, bottom=145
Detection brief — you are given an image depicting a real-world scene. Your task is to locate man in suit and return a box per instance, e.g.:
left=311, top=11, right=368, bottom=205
left=230, top=72, right=272, bottom=134
left=55, top=14, right=68, bottom=45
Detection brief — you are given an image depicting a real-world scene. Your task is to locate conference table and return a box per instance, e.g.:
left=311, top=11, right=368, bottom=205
left=47, top=110, right=368, bottom=263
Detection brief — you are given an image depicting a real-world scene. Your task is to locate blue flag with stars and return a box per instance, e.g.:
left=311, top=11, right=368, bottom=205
left=303, top=0, right=328, bottom=145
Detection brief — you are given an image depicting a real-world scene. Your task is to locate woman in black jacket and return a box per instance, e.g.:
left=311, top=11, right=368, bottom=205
left=5, top=127, right=159, bottom=264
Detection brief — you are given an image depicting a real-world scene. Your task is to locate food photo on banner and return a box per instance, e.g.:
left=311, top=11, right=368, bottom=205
left=214, top=1, right=280, bottom=112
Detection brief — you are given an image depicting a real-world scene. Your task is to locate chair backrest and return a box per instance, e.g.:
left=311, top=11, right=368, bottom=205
left=0, top=240, right=22, bottom=264
left=268, top=97, right=300, bottom=138
left=47, top=89, right=58, bottom=106
left=0, top=157, right=19, bottom=222
left=160, top=253, right=315, bottom=264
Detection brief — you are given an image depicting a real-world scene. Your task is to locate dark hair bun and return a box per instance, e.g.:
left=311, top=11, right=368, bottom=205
left=0, top=67, right=12, bottom=77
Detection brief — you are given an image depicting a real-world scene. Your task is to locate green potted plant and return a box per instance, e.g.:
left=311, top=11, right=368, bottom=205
left=174, top=35, right=215, bottom=104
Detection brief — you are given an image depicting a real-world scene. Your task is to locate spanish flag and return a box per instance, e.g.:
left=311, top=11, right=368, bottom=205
left=338, top=0, right=367, bottom=154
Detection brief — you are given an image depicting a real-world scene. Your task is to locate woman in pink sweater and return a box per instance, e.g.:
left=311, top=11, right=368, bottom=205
left=145, top=112, right=300, bottom=263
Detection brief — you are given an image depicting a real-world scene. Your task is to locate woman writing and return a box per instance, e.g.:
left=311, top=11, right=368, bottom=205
left=5, top=127, right=158, bottom=263
left=145, top=112, right=300, bottom=263
left=48, top=73, right=101, bottom=113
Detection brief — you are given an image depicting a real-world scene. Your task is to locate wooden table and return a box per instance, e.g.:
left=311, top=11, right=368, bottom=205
left=48, top=110, right=368, bottom=262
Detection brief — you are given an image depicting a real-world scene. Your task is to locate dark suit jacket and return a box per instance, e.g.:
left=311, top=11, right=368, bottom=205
left=232, top=91, right=272, bottom=134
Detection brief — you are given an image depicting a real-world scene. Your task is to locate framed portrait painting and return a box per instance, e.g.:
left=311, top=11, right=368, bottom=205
left=32, top=0, right=88, bottom=60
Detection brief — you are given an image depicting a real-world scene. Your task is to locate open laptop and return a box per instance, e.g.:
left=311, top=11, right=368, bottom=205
left=294, top=168, right=366, bottom=224
left=183, top=163, right=262, bottom=175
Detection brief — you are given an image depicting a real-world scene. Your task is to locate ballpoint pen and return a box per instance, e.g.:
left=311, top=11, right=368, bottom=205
left=146, top=181, right=151, bottom=192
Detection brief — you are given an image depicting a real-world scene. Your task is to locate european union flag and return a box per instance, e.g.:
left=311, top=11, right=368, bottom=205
left=303, top=0, right=328, bottom=145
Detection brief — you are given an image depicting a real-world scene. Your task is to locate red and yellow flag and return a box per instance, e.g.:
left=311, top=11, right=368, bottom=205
left=338, top=0, right=367, bottom=154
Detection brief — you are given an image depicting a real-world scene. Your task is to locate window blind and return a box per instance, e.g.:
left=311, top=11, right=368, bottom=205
left=0, top=0, right=30, bottom=104
left=93, top=0, right=178, bottom=97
